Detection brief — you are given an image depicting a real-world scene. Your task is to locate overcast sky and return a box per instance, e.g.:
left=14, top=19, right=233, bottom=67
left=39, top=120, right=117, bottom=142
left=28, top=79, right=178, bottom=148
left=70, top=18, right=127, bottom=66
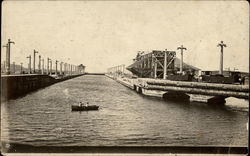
left=2, top=1, right=249, bottom=72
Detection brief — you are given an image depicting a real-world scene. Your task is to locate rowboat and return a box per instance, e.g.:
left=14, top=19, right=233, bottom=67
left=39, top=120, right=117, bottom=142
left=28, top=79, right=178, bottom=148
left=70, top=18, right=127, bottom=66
left=71, top=105, right=99, bottom=111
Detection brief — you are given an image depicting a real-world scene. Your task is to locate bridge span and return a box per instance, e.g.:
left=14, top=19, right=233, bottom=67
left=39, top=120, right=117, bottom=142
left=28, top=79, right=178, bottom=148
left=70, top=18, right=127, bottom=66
left=106, top=74, right=249, bottom=104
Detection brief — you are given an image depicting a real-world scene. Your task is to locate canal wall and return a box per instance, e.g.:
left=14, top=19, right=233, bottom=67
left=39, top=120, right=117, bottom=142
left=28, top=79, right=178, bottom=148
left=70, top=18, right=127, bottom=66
left=1, top=74, right=84, bottom=101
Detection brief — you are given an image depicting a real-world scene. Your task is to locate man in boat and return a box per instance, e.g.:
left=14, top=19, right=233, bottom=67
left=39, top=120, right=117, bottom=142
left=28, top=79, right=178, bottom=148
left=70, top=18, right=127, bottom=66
left=85, top=102, right=89, bottom=107
left=79, top=102, right=83, bottom=107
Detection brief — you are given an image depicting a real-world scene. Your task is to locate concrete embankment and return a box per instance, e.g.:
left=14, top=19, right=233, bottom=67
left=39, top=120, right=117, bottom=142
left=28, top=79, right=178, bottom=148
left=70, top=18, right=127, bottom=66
left=106, top=74, right=249, bottom=102
left=1, top=74, right=84, bottom=101
left=106, top=74, right=134, bottom=89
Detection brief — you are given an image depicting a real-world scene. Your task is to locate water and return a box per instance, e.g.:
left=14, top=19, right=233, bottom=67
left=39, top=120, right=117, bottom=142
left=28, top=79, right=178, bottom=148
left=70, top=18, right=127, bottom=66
left=1, top=75, right=248, bottom=147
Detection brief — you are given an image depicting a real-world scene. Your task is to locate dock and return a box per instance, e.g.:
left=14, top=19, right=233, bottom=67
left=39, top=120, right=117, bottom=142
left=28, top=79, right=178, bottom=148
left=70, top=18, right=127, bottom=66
left=106, top=74, right=249, bottom=104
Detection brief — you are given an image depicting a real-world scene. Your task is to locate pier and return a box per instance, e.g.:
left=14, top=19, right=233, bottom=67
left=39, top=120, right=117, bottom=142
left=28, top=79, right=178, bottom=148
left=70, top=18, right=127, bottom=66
left=106, top=74, right=249, bottom=103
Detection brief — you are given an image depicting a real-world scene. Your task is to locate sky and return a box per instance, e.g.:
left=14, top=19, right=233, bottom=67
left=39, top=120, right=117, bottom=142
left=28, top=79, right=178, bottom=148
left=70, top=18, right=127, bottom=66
left=2, top=1, right=249, bottom=73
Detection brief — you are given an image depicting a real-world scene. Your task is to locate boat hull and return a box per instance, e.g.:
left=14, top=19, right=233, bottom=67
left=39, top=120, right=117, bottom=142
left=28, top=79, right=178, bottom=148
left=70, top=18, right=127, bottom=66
left=71, top=105, right=99, bottom=111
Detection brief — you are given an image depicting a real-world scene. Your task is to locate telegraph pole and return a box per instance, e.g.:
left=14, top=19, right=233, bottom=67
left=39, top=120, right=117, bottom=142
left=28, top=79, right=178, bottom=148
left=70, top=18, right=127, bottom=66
left=177, top=45, right=187, bottom=74
left=27, top=55, right=31, bottom=74
left=217, top=41, right=227, bottom=75
left=33, top=50, right=38, bottom=73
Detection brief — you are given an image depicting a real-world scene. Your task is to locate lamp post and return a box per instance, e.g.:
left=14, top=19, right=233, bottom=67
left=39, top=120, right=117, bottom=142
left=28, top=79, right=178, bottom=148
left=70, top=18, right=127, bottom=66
left=177, top=45, right=187, bottom=75
left=38, top=55, right=41, bottom=74
left=13, top=62, right=15, bottom=74
left=33, top=50, right=38, bottom=73
left=20, top=63, right=23, bottom=74
left=50, top=59, right=52, bottom=75
left=27, top=55, right=31, bottom=74
left=47, top=58, right=50, bottom=75
left=42, top=58, right=44, bottom=74
left=55, top=60, right=58, bottom=75
left=217, top=41, right=227, bottom=75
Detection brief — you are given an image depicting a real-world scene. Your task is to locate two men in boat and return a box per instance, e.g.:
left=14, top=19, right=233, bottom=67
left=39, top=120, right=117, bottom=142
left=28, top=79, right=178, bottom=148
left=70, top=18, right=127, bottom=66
left=79, top=102, right=89, bottom=107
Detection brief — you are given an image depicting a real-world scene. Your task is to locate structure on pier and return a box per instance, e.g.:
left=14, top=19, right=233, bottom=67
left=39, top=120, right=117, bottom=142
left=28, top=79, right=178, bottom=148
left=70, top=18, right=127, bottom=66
left=126, top=50, right=200, bottom=79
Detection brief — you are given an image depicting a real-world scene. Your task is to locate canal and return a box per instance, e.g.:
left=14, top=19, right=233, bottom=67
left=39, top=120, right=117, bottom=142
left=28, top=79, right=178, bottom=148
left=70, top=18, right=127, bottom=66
left=1, top=75, right=248, bottom=147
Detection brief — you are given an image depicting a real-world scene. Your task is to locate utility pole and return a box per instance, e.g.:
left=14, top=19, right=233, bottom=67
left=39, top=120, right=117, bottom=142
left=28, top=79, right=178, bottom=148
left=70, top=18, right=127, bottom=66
left=38, top=55, right=41, bottom=74
left=33, top=50, right=38, bottom=73
left=177, top=45, right=187, bottom=75
left=27, top=55, right=31, bottom=74
left=42, top=58, right=44, bottom=74
left=217, top=41, right=227, bottom=75
left=20, top=63, right=23, bottom=74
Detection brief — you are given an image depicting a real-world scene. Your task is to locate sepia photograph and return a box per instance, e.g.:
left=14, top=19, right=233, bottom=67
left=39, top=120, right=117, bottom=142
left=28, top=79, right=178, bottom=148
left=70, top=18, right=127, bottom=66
left=1, top=0, right=249, bottom=155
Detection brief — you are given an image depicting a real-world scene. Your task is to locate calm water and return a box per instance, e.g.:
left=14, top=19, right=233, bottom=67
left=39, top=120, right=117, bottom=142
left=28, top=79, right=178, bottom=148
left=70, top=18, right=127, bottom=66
left=1, top=75, right=248, bottom=146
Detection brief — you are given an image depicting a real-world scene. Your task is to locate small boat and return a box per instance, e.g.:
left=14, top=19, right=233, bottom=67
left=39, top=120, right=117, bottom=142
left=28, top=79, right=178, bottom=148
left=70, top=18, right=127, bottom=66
left=71, top=104, right=99, bottom=111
